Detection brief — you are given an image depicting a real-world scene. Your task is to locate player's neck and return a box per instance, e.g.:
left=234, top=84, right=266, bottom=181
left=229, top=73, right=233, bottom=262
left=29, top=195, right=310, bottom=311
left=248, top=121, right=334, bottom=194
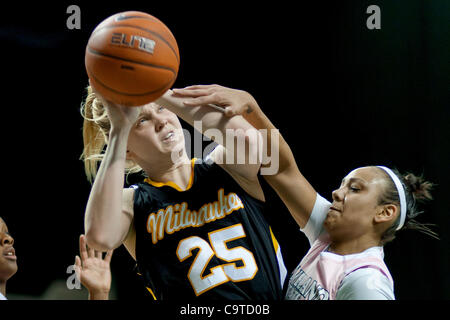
left=143, top=152, right=192, bottom=190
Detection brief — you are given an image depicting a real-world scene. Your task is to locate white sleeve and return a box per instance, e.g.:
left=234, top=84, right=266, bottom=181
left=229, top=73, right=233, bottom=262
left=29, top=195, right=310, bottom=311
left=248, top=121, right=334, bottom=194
left=300, top=193, right=331, bottom=246
left=336, top=268, right=395, bottom=300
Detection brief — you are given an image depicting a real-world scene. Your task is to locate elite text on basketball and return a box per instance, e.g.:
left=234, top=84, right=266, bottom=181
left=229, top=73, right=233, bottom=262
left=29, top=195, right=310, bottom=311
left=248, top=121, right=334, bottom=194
left=110, top=33, right=156, bottom=54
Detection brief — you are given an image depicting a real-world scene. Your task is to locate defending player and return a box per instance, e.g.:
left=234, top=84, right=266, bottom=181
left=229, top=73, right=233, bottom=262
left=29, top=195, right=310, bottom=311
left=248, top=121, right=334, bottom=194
left=81, top=86, right=287, bottom=299
left=172, top=84, right=438, bottom=300
left=0, top=217, right=17, bottom=300
left=0, top=218, right=112, bottom=300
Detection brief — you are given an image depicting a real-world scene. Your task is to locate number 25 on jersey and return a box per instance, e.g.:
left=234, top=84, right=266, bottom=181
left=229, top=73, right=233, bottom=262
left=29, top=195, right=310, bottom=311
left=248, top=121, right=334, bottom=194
left=176, top=224, right=258, bottom=296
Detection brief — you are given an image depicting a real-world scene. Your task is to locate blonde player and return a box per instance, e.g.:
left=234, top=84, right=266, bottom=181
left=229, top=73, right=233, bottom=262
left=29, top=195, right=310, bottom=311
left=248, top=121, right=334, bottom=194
left=81, top=85, right=287, bottom=300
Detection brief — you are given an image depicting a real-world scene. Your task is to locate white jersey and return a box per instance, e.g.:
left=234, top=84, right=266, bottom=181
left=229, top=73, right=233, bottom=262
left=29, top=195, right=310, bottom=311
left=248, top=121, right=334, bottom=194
left=285, top=194, right=395, bottom=300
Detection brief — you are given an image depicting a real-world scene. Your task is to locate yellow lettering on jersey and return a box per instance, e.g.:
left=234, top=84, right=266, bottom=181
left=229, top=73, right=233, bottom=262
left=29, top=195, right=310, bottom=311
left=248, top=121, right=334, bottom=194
left=146, top=189, right=244, bottom=244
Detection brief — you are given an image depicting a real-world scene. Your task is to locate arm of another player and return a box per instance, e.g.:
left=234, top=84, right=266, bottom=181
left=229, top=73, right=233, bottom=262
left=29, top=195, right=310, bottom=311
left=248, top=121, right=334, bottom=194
left=155, top=88, right=264, bottom=199
left=172, top=85, right=317, bottom=228
left=75, top=235, right=113, bottom=300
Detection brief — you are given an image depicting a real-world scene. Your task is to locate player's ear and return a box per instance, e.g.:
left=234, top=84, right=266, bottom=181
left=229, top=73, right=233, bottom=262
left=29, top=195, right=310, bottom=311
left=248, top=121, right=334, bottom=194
left=374, top=204, right=397, bottom=224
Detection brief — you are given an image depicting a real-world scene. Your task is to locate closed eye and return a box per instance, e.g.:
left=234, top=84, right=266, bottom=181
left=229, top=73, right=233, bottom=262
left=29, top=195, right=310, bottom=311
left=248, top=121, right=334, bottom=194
left=136, top=116, right=149, bottom=127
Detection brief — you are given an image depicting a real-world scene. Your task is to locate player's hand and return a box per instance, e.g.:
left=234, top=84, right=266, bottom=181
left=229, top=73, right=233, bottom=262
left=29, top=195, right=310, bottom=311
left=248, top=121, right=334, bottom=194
left=172, top=84, right=256, bottom=117
left=89, top=81, right=142, bottom=131
left=74, top=234, right=113, bottom=300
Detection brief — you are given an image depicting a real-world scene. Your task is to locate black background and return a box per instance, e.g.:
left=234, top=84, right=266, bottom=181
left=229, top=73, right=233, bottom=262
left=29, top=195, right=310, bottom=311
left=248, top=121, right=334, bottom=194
left=1, top=0, right=449, bottom=302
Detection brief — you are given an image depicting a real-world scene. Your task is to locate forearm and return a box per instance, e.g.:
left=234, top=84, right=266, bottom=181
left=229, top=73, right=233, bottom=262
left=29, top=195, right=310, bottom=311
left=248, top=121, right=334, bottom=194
left=157, top=91, right=262, bottom=178
left=156, top=90, right=259, bottom=164
left=84, top=129, right=129, bottom=251
left=240, top=95, right=276, bottom=132
left=157, top=90, right=254, bottom=134
left=241, top=97, right=295, bottom=173
left=244, top=98, right=317, bottom=224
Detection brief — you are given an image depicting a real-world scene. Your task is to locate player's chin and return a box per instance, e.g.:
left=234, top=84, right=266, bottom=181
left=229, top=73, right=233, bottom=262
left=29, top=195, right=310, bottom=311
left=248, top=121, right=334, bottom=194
left=165, top=143, right=186, bottom=160
left=323, top=213, right=339, bottom=231
left=0, top=259, right=18, bottom=277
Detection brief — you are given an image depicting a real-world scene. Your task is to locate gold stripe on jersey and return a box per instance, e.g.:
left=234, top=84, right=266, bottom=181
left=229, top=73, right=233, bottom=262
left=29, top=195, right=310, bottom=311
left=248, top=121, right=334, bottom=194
left=269, top=227, right=279, bottom=253
left=144, top=158, right=196, bottom=192
left=269, top=227, right=288, bottom=287
left=146, top=287, right=157, bottom=300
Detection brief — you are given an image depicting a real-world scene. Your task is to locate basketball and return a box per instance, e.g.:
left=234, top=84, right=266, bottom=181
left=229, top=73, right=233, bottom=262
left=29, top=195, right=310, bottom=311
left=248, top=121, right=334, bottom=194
left=85, top=11, right=180, bottom=106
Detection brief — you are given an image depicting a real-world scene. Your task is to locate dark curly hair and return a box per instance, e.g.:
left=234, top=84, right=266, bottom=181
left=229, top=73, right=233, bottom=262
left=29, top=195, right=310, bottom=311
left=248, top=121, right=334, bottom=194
left=375, top=167, right=439, bottom=245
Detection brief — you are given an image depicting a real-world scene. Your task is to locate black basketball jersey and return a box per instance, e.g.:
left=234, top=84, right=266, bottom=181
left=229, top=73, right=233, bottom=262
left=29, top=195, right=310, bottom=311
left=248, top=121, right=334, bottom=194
left=130, top=158, right=286, bottom=300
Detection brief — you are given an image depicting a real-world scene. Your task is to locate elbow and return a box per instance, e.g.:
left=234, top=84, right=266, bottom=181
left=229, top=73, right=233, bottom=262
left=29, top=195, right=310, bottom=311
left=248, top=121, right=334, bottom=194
left=85, top=229, right=118, bottom=251
left=246, top=129, right=263, bottom=166
left=232, top=124, right=263, bottom=166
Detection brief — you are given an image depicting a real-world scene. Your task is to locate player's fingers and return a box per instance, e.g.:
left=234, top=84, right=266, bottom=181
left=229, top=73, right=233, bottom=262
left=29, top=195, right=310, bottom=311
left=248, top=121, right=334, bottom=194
left=176, top=84, right=217, bottom=91
left=87, top=244, right=95, bottom=258
left=183, top=96, right=212, bottom=106
left=79, top=235, right=88, bottom=261
left=224, top=107, right=237, bottom=117
left=74, top=256, right=82, bottom=278
left=75, top=255, right=81, bottom=268
left=95, top=250, right=102, bottom=259
left=184, top=93, right=227, bottom=107
left=172, top=88, right=210, bottom=98
left=74, top=256, right=82, bottom=282
left=104, top=250, right=114, bottom=263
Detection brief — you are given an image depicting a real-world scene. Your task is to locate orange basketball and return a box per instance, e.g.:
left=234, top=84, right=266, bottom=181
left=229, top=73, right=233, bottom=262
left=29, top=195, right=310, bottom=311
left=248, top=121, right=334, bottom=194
left=85, top=11, right=180, bottom=106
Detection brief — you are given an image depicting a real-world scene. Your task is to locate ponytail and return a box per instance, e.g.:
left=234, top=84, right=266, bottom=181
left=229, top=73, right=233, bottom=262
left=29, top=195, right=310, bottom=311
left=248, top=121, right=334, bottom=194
left=80, top=85, right=110, bottom=183
left=377, top=167, right=439, bottom=245
left=80, top=85, right=143, bottom=183
left=401, top=172, right=438, bottom=239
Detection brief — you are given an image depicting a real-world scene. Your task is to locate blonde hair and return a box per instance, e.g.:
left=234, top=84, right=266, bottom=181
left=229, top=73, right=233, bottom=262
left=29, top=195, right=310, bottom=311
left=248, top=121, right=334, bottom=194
left=80, top=85, right=142, bottom=183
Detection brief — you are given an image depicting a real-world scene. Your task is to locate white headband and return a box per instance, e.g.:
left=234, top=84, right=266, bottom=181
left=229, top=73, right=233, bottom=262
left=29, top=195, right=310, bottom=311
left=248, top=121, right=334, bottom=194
left=377, top=166, right=407, bottom=230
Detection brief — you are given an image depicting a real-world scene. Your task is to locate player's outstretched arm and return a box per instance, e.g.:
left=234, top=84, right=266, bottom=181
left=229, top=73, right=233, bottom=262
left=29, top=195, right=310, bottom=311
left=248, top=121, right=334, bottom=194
left=172, top=85, right=317, bottom=228
left=155, top=88, right=264, bottom=198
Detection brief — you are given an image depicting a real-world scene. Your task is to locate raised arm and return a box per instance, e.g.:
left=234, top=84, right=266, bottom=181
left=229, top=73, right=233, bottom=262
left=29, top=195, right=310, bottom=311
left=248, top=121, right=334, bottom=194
left=155, top=89, right=263, bottom=184
left=238, top=90, right=317, bottom=228
left=172, top=85, right=317, bottom=228
left=83, top=88, right=139, bottom=251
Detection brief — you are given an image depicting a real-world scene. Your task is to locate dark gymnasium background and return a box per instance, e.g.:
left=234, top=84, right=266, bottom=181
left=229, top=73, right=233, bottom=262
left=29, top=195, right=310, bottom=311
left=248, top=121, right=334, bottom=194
left=1, top=0, right=449, bottom=301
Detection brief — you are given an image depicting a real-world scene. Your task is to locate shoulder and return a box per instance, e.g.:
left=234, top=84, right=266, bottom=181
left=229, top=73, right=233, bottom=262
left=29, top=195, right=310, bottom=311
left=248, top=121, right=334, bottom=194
left=194, top=155, right=220, bottom=175
left=201, top=148, right=265, bottom=202
left=127, top=182, right=156, bottom=214
left=336, top=268, right=395, bottom=300
left=301, top=194, right=331, bottom=246
left=205, top=143, right=260, bottom=181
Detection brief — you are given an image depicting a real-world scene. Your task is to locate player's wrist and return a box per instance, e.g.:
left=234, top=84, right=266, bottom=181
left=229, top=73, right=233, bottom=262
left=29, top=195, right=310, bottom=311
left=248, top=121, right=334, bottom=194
left=88, top=288, right=110, bottom=300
